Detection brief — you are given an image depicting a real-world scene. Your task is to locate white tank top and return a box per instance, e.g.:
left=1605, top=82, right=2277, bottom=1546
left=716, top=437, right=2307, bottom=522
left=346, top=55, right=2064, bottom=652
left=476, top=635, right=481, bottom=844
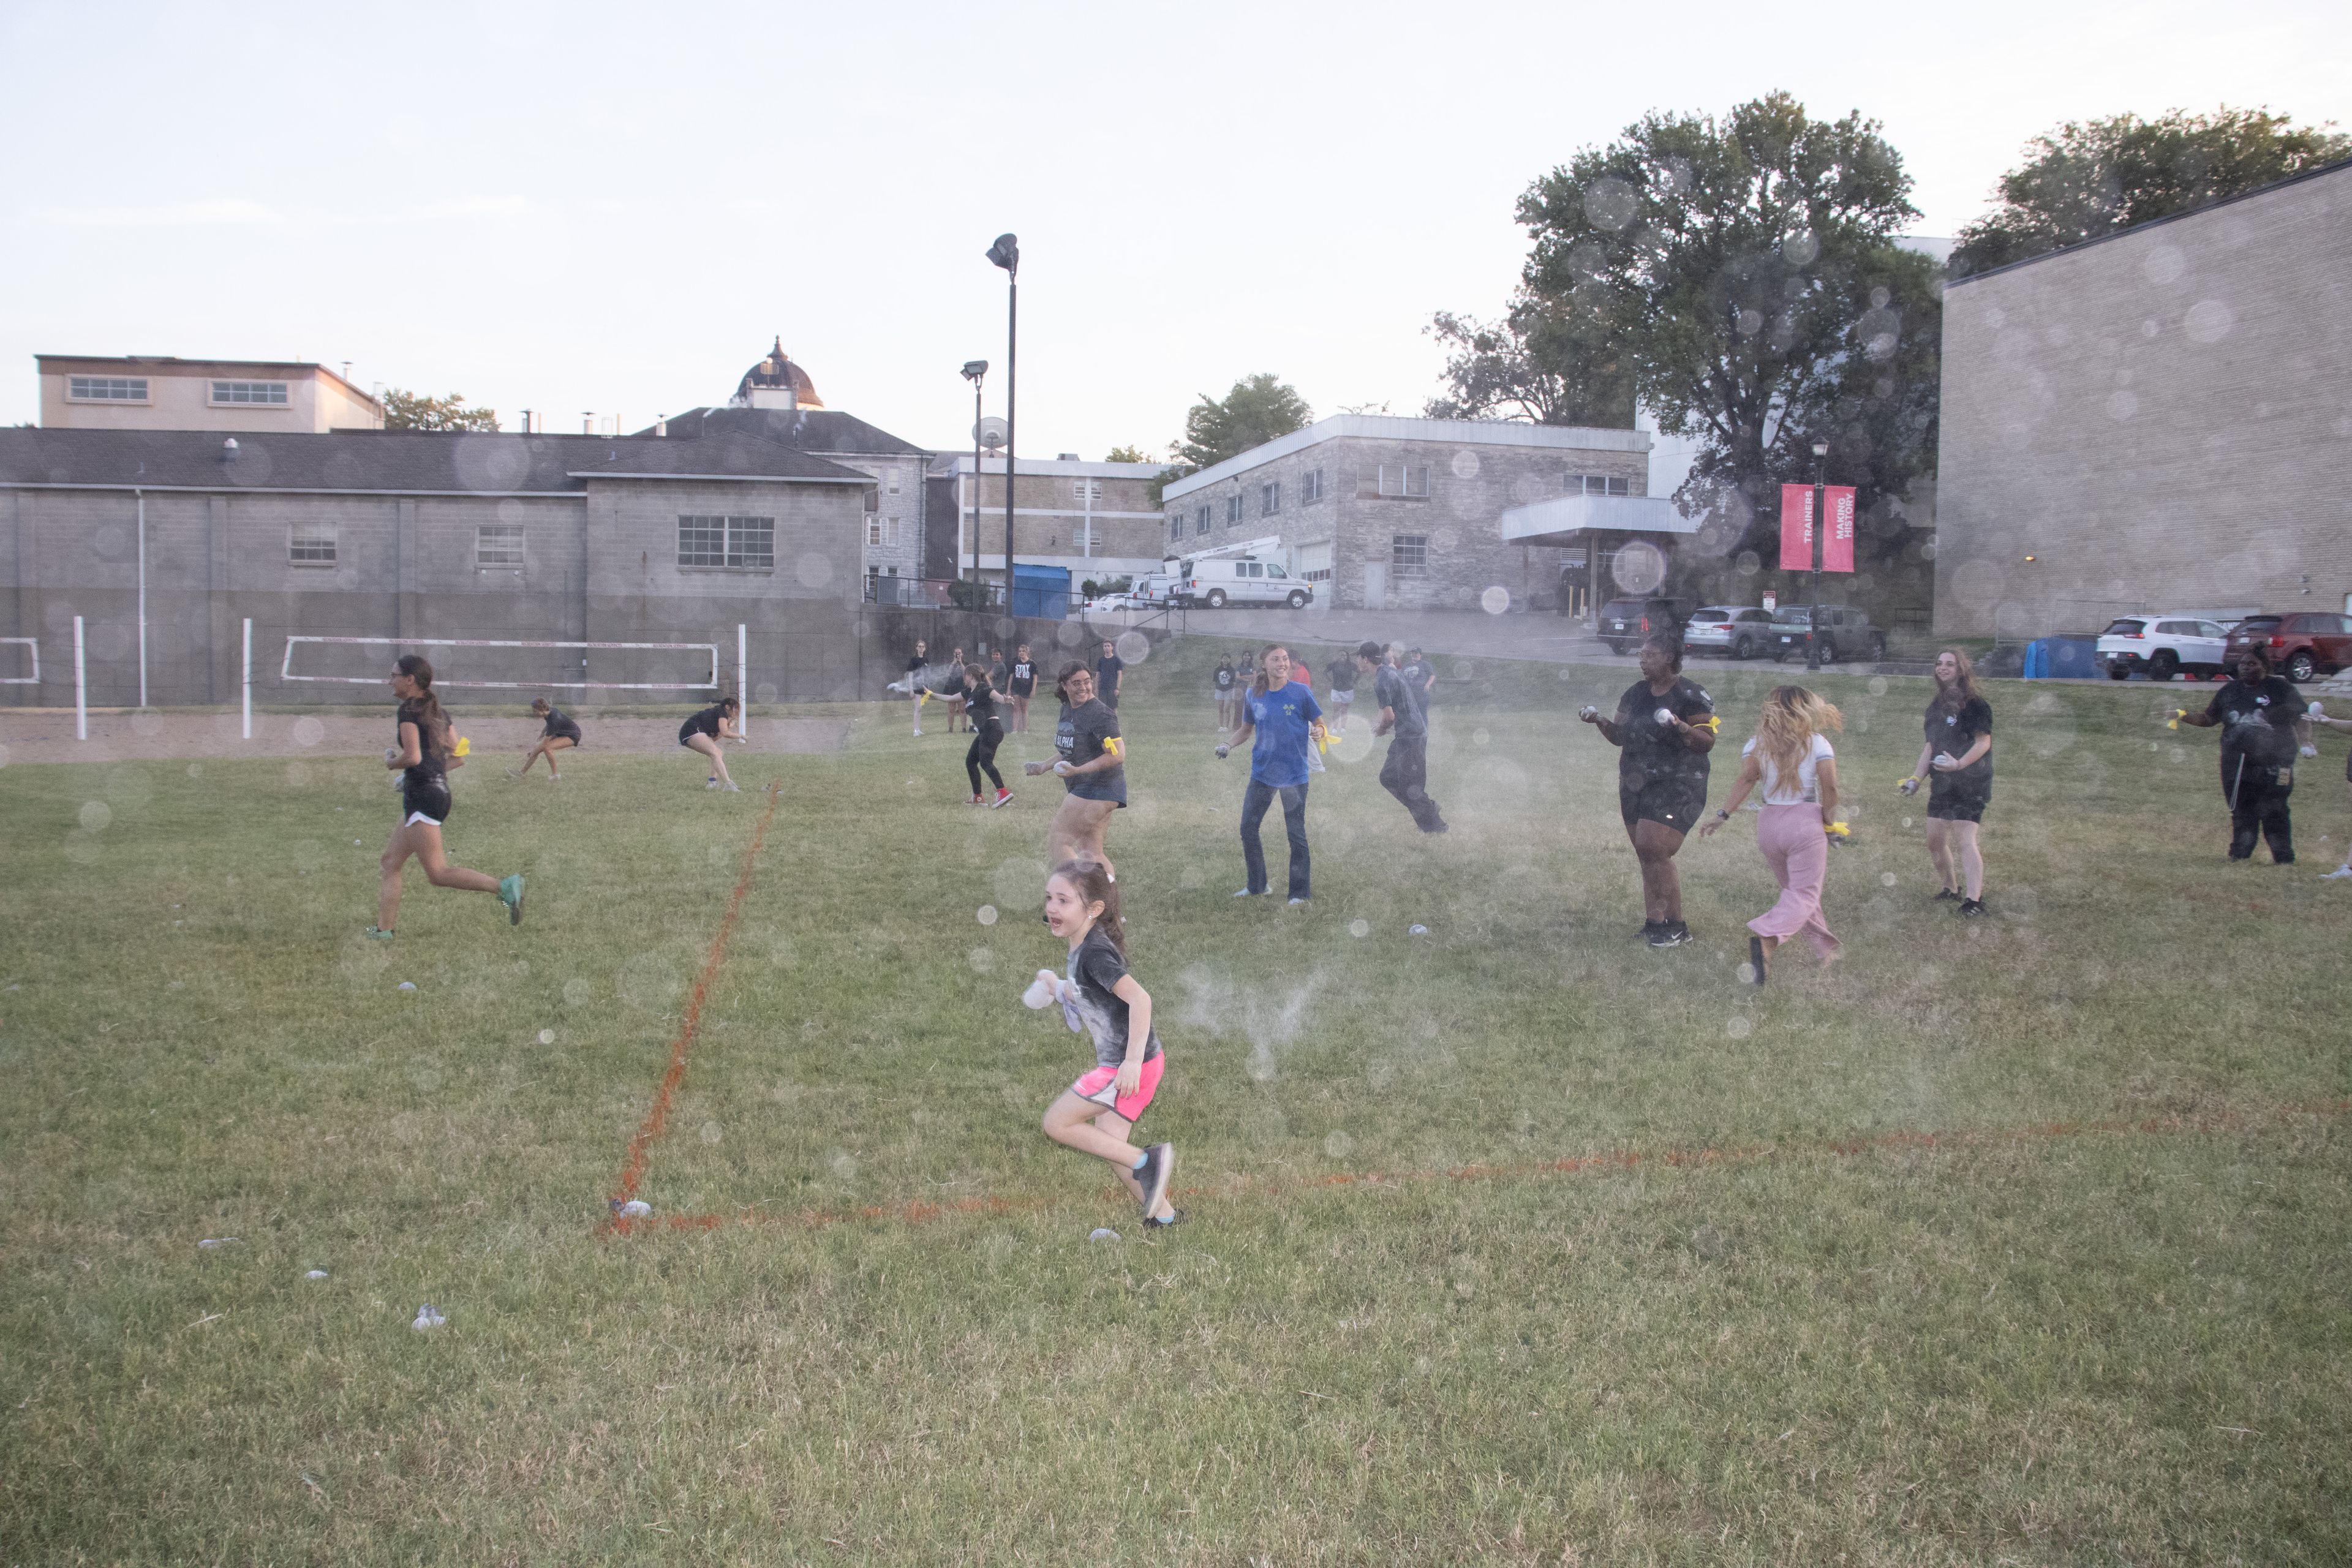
left=1743, top=733, right=1834, bottom=805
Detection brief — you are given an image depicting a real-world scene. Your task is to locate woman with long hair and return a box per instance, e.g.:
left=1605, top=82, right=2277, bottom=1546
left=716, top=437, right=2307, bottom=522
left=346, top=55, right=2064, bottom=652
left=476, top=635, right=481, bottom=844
left=508, top=696, right=580, bottom=782
left=1899, top=649, right=1992, bottom=913
left=1215, top=642, right=1324, bottom=903
left=1578, top=632, right=1716, bottom=946
left=677, top=695, right=745, bottom=791
left=961, top=662, right=1012, bottom=807
left=1024, top=662, right=1125, bottom=878
left=1700, top=686, right=1843, bottom=984
left=368, top=654, right=524, bottom=938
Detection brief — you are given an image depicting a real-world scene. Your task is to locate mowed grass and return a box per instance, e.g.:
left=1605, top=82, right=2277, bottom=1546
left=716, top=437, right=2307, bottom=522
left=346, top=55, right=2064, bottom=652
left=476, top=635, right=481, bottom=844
left=2, top=641, right=2349, bottom=1565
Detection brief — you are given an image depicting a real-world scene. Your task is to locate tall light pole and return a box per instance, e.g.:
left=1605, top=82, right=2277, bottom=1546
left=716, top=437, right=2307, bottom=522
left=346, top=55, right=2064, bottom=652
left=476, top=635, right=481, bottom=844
left=1806, top=440, right=1830, bottom=673
left=986, top=233, right=1019, bottom=610
left=960, top=360, right=988, bottom=590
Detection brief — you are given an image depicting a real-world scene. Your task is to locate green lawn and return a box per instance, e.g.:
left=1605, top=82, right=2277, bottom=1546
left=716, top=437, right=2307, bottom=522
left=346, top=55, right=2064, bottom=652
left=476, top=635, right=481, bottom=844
left=4, top=642, right=2348, bottom=1564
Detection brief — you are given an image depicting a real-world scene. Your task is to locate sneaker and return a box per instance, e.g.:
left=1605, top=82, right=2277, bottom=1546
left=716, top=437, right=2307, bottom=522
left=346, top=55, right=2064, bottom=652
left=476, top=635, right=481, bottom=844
left=2323, top=865, right=2352, bottom=880
left=1933, top=889, right=1962, bottom=903
left=991, top=788, right=1014, bottom=809
left=499, top=873, right=526, bottom=925
left=1958, top=897, right=1988, bottom=918
left=1747, top=933, right=1768, bottom=986
left=362, top=925, right=394, bottom=940
left=1287, top=897, right=1310, bottom=906
left=1144, top=1208, right=1188, bottom=1231
left=1423, top=820, right=1450, bottom=834
left=1637, top=920, right=1660, bottom=940
left=505, top=767, right=523, bottom=779
left=912, top=728, right=923, bottom=737
left=1136, top=1143, right=1175, bottom=1216
left=1234, top=889, right=1265, bottom=898
left=1648, top=921, right=1691, bottom=948
left=706, top=778, right=720, bottom=790
left=967, top=793, right=985, bottom=806
left=720, top=781, right=741, bottom=793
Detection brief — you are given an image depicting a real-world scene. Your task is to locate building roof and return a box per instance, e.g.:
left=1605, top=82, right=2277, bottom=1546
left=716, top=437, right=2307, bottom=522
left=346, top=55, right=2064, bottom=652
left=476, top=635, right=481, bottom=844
left=0, top=426, right=872, bottom=494
left=36, top=353, right=383, bottom=410
left=935, top=453, right=1167, bottom=480
left=731, top=338, right=824, bottom=408
left=1160, top=413, right=1649, bottom=502
left=630, top=405, right=929, bottom=457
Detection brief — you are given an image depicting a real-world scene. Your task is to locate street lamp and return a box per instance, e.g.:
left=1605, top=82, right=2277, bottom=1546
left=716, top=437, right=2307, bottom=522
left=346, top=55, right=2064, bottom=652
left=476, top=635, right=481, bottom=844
left=960, top=360, right=988, bottom=589
left=986, top=233, right=1019, bottom=610
left=1806, top=440, right=1830, bottom=673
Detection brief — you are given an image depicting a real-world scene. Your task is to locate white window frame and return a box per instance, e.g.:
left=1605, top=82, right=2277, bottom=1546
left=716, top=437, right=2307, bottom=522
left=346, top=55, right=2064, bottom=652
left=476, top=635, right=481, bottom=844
left=1301, top=467, right=1325, bottom=503
left=1378, top=465, right=1430, bottom=499
left=67, top=375, right=149, bottom=402
left=288, top=524, right=338, bottom=567
left=1195, top=507, right=1211, bottom=537
left=475, top=522, right=524, bottom=569
left=678, top=514, right=775, bottom=570
left=1261, top=481, right=1281, bottom=516
left=1391, top=534, right=1429, bottom=575
left=1567, top=473, right=1630, bottom=497
left=1226, top=494, right=1245, bottom=526
left=210, top=380, right=290, bottom=406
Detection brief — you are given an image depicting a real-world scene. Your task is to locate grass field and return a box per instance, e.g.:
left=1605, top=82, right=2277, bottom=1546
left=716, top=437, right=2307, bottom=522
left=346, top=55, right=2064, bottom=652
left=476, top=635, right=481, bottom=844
left=4, top=639, right=2349, bottom=1565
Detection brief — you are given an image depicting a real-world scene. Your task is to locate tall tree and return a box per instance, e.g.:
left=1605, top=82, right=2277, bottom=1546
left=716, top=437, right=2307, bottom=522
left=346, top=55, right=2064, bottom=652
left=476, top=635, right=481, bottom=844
left=1950, top=108, right=2351, bottom=278
left=1517, top=91, right=1937, bottom=563
left=1172, top=375, right=1311, bottom=470
left=1423, top=297, right=1634, bottom=427
left=380, top=388, right=501, bottom=432
left=1104, top=444, right=1150, bottom=464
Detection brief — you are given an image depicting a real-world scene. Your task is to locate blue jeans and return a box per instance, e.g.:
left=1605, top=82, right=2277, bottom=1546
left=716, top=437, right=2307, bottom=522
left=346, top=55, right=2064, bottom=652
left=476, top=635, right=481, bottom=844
left=1240, top=778, right=1310, bottom=899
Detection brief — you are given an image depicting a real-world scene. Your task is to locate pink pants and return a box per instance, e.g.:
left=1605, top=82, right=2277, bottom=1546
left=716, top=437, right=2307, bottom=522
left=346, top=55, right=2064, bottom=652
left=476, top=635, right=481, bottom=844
left=1749, top=804, right=1839, bottom=958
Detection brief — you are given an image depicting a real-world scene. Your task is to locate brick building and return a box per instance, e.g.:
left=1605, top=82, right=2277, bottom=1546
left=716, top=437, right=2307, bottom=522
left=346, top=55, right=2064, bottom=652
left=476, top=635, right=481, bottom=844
left=38, top=354, right=385, bottom=434
left=1936, top=158, right=2352, bottom=637
left=933, top=453, right=1169, bottom=587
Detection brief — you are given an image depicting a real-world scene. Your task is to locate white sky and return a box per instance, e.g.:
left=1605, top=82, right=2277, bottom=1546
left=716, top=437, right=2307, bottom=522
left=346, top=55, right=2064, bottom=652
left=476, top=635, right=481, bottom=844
left=2, top=1, right=2345, bottom=458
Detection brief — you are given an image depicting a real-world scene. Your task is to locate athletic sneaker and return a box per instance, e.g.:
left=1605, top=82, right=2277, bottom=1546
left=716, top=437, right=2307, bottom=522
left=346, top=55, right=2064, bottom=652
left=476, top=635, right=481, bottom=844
left=505, top=767, right=523, bottom=779
left=1234, top=889, right=1266, bottom=898
left=499, top=873, right=526, bottom=925
left=1933, top=889, right=1962, bottom=903
left=1135, top=1143, right=1175, bottom=1216
left=1958, top=897, right=1988, bottom=918
left=1647, top=921, right=1691, bottom=948
left=362, top=925, right=394, bottom=940
left=2324, top=865, right=2352, bottom=880
left=720, top=781, right=741, bottom=793
left=990, top=788, right=1014, bottom=809
left=1287, top=897, right=1310, bottom=906
left=967, top=793, right=985, bottom=805
left=1637, top=920, right=1661, bottom=940
left=1144, top=1208, right=1188, bottom=1231
left=706, top=778, right=720, bottom=790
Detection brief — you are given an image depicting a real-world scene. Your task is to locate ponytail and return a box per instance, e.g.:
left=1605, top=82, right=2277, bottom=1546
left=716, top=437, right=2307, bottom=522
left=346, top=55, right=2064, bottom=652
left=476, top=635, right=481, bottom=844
left=1050, top=858, right=1124, bottom=955
left=1250, top=642, right=1290, bottom=696
left=396, top=654, right=450, bottom=756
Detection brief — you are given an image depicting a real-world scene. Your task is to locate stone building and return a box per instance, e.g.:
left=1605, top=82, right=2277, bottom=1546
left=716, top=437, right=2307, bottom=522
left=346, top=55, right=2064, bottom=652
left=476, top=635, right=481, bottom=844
left=1159, top=414, right=1678, bottom=611
left=933, top=453, right=1169, bottom=587
left=37, top=354, right=384, bottom=433
left=1936, top=158, right=2352, bottom=637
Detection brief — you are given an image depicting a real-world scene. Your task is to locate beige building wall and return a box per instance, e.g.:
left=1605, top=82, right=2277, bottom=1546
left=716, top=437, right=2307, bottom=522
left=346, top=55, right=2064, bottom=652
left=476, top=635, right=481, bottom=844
left=37, top=357, right=385, bottom=433
left=1935, top=162, right=2352, bottom=638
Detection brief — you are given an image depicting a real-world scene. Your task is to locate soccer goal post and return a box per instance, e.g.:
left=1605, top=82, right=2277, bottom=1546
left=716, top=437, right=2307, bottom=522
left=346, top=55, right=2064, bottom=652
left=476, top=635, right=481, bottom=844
left=279, top=635, right=722, bottom=694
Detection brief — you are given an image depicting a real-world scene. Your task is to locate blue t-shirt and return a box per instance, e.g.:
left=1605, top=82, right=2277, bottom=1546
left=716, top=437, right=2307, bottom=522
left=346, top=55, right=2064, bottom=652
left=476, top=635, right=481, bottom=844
left=1243, top=683, right=1322, bottom=789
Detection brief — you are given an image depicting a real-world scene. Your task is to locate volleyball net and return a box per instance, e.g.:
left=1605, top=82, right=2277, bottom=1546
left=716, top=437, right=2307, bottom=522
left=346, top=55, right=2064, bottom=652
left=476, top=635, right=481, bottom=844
left=280, top=635, right=723, bottom=695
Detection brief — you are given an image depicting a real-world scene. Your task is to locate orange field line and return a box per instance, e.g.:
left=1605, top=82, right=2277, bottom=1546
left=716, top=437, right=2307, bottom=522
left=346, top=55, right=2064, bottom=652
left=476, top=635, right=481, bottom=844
left=605, top=779, right=782, bottom=1222
left=606, top=1096, right=2352, bottom=1238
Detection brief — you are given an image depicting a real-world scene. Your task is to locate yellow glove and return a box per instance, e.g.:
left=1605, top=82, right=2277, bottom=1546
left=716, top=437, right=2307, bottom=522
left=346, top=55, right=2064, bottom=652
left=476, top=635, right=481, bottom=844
left=2166, top=709, right=2185, bottom=731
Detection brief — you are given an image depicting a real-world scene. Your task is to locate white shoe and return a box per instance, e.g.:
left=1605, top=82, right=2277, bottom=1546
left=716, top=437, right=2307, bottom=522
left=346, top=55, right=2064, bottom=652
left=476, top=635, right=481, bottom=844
left=2323, top=865, right=2352, bottom=880
left=721, top=780, right=741, bottom=793
left=706, top=778, right=720, bottom=790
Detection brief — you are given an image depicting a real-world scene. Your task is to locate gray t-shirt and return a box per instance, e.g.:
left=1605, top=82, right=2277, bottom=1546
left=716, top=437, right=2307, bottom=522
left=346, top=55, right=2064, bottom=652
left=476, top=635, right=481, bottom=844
left=1375, top=665, right=1425, bottom=740
left=1065, top=927, right=1161, bottom=1068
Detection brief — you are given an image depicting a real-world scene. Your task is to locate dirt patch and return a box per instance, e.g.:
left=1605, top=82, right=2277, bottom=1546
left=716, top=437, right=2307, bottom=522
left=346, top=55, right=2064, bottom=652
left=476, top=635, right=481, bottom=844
left=0, top=711, right=851, bottom=766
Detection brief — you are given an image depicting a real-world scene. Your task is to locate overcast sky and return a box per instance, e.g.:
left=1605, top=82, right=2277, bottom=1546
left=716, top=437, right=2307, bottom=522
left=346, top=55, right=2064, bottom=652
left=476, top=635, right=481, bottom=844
left=2, top=1, right=2345, bottom=456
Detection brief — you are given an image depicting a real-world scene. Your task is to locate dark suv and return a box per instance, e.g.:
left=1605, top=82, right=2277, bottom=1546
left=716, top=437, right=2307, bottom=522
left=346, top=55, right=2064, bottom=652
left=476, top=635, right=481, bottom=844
left=1768, top=605, right=1886, bottom=664
left=2222, top=612, right=2352, bottom=683
left=1596, top=596, right=1695, bottom=655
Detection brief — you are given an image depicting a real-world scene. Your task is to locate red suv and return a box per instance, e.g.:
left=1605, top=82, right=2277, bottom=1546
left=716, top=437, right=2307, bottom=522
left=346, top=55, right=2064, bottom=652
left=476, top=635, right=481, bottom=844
left=2220, top=612, right=2352, bottom=683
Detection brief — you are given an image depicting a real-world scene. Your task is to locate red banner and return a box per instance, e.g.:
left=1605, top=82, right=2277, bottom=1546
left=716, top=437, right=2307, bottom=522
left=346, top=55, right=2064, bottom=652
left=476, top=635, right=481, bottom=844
left=1778, top=484, right=1857, bottom=573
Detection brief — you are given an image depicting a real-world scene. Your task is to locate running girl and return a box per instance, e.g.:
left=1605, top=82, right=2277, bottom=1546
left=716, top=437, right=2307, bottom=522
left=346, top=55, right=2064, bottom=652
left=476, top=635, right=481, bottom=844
left=1007, top=643, right=1037, bottom=734
left=508, top=696, right=581, bottom=782
left=1024, top=663, right=1125, bottom=878
left=962, top=662, right=1012, bottom=807
left=1216, top=642, right=1323, bottom=903
left=1030, top=859, right=1178, bottom=1227
left=1580, top=632, right=1715, bottom=946
left=678, top=695, right=745, bottom=791
left=369, top=654, right=523, bottom=937
left=1899, top=649, right=1993, bottom=912
left=1700, top=685, right=1843, bottom=984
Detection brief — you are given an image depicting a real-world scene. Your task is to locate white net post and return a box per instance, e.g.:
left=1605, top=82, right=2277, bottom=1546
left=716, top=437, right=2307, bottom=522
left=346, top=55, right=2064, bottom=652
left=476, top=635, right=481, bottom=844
left=241, top=618, right=252, bottom=740
left=737, top=624, right=748, bottom=740
left=74, top=616, right=86, bottom=741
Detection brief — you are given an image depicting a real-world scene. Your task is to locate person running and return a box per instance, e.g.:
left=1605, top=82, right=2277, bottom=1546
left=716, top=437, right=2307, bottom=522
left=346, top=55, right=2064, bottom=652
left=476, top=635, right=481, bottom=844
left=508, top=696, right=581, bottom=782
left=1324, top=650, right=1358, bottom=733
left=1579, top=631, right=1716, bottom=946
left=905, top=639, right=931, bottom=737
left=1007, top=642, right=1037, bottom=734
left=678, top=695, right=745, bottom=791
left=1700, top=686, right=1844, bottom=984
left=1216, top=642, right=1322, bottom=903
left=1024, top=663, right=1125, bottom=878
left=368, top=654, right=524, bottom=938
left=1898, top=648, right=1994, bottom=911
left=962, top=662, right=1013, bottom=807
left=1096, top=638, right=1125, bottom=711
left=2173, top=647, right=2310, bottom=864
left=2307, top=699, right=2352, bottom=878
left=944, top=646, right=970, bottom=734
left=1028, top=859, right=1179, bottom=1228
left=1213, top=657, right=1238, bottom=733
left=1366, top=641, right=1446, bottom=833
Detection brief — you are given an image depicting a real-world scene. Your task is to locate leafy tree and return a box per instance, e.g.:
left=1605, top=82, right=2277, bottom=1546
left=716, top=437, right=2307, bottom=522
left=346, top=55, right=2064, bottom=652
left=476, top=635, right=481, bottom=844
left=1104, top=444, right=1150, bottom=464
left=1422, top=299, right=1634, bottom=427
left=1950, top=108, right=2351, bottom=278
left=1517, top=91, right=1937, bottom=567
left=380, top=388, right=501, bottom=432
left=1172, top=375, right=1311, bottom=470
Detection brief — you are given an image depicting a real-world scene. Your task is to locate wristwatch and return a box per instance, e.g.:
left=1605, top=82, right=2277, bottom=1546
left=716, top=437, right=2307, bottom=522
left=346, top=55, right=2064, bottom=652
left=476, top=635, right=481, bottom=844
left=1713, top=808, right=1731, bottom=821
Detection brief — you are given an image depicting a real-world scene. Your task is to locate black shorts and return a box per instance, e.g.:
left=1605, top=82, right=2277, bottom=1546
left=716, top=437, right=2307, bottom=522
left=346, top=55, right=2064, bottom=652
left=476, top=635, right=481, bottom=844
left=402, top=778, right=453, bottom=826
left=678, top=728, right=714, bottom=748
left=1926, top=778, right=1991, bottom=823
left=1620, top=780, right=1705, bottom=833
left=1066, top=772, right=1129, bottom=808
left=548, top=728, right=582, bottom=746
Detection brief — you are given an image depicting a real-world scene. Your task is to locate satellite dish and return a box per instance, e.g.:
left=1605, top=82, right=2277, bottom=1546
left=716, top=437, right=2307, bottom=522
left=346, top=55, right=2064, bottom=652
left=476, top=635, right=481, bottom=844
left=975, top=415, right=1009, bottom=450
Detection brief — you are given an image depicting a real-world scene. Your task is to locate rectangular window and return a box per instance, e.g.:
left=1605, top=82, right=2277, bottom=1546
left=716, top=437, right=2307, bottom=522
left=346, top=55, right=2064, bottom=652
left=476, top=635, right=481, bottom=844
left=1378, top=465, right=1430, bottom=498
left=867, top=516, right=901, bottom=548
left=1391, top=534, right=1428, bottom=575
left=1226, top=495, right=1244, bottom=526
left=289, top=524, right=337, bottom=565
left=677, top=515, right=774, bottom=568
left=475, top=523, right=524, bottom=568
left=68, top=375, right=148, bottom=402
left=1195, top=507, right=1211, bottom=537
left=1301, top=468, right=1325, bottom=503
left=1261, top=481, right=1281, bottom=516
left=1567, top=473, right=1630, bottom=496
left=211, top=380, right=289, bottom=405
left=1169, top=514, right=1185, bottom=542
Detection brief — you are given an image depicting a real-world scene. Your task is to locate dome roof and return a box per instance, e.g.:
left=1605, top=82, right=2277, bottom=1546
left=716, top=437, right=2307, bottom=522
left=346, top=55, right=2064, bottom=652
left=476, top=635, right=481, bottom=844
left=731, top=337, right=823, bottom=410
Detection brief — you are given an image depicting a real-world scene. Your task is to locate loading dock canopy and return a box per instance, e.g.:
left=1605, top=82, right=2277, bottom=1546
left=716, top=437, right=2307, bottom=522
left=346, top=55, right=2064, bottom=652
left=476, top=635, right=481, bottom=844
left=1498, top=492, right=1692, bottom=547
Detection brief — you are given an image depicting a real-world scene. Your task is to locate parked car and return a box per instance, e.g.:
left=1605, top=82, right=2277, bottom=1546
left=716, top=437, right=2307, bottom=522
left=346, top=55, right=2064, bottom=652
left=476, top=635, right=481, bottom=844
left=1083, top=593, right=1136, bottom=612
left=1681, top=605, right=1777, bottom=660
left=1177, top=554, right=1311, bottom=609
left=2222, top=612, right=2352, bottom=682
left=1596, top=595, right=1695, bottom=654
left=2096, top=613, right=2230, bottom=680
left=1768, top=605, right=1885, bottom=664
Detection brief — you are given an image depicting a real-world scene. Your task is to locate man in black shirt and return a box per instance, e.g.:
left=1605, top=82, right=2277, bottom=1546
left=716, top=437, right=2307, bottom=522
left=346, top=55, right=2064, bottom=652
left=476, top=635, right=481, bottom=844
left=2178, top=649, right=2312, bottom=862
left=1096, top=638, right=1124, bottom=710
left=1365, top=641, right=1444, bottom=832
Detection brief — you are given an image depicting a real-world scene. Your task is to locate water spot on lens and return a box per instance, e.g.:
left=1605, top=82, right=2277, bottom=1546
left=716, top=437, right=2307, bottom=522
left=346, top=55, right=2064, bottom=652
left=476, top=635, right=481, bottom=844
left=564, top=978, right=592, bottom=1006
left=537, top=1028, right=556, bottom=1045
left=1348, top=919, right=1370, bottom=938
left=699, top=1121, right=723, bottom=1144
left=292, top=716, right=325, bottom=748
left=1880, top=872, right=1898, bottom=887
left=1115, top=630, right=1149, bottom=664
left=976, top=905, right=999, bottom=926
left=78, top=800, right=113, bottom=832
left=1324, top=1129, right=1354, bottom=1158
left=967, top=946, right=996, bottom=973
left=1479, top=586, right=1510, bottom=616
left=1725, top=1016, right=1753, bottom=1039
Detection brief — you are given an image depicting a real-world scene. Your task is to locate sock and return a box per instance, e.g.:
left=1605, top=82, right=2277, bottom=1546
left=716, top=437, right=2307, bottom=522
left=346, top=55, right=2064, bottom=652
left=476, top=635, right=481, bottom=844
left=1131, top=1150, right=1149, bottom=1171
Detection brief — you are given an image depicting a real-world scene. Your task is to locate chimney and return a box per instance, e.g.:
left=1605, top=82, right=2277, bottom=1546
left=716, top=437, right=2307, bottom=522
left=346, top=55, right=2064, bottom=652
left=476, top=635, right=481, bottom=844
left=582, top=412, right=594, bottom=434
left=655, top=414, right=668, bottom=438
left=221, top=438, right=239, bottom=464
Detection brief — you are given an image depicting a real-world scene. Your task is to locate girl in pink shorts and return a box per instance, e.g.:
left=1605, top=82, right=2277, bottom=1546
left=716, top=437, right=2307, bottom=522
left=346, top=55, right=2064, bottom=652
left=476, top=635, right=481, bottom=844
left=1028, top=859, right=1182, bottom=1228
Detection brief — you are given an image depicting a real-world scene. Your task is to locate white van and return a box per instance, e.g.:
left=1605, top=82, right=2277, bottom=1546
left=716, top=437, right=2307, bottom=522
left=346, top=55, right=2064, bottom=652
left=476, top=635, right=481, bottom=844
left=1178, top=555, right=1312, bottom=609
left=1128, top=573, right=1180, bottom=607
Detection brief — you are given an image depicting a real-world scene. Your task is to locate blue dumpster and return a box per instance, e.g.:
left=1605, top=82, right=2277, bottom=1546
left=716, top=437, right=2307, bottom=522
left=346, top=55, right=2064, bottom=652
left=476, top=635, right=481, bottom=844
left=2022, top=636, right=2100, bottom=679
left=1011, top=564, right=1071, bottom=620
